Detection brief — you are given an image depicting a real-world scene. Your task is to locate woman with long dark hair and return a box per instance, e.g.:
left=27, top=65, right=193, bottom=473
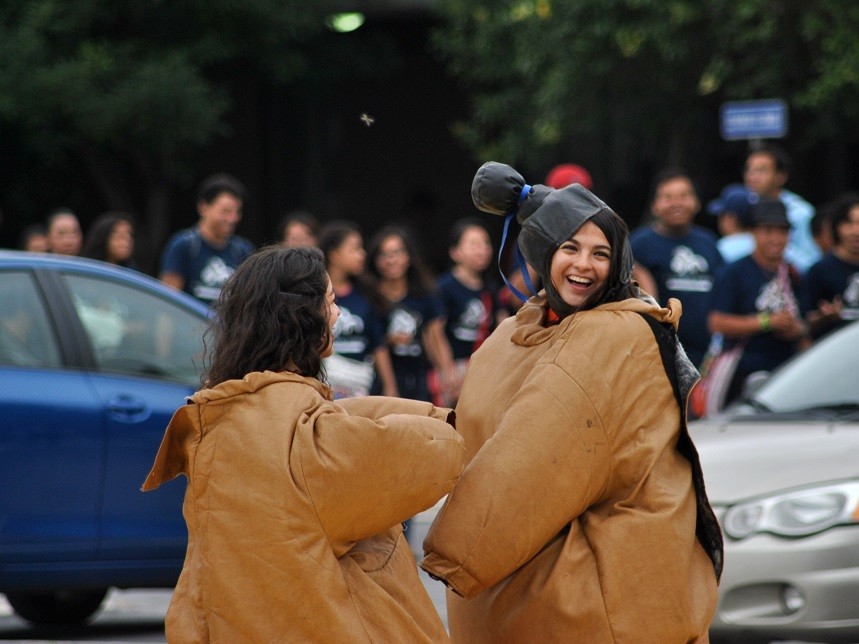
left=81, top=212, right=138, bottom=269
left=318, top=220, right=398, bottom=397
left=422, top=163, right=723, bottom=643
left=143, top=245, right=464, bottom=642
left=366, top=225, right=458, bottom=402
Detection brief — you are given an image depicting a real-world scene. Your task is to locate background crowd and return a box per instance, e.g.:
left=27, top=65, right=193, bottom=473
left=9, top=143, right=859, bottom=412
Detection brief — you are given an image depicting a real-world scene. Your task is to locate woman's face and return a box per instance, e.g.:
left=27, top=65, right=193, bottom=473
left=107, top=220, right=134, bottom=263
left=283, top=222, right=316, bottom=248
left=375, top=235, right=410, bottom=280
left=451, top=226, right=492, bottom=273
left=330, top=232, right=366, bottom=276
left=549, top=221, right=612, bottom=310
left=321, top=276, right=340, bottom=358
left=47, top=214, right=82, bottom=256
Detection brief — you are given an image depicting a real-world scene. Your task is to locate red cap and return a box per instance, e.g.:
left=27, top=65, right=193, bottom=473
left=545, top=163, right=593, bottom=190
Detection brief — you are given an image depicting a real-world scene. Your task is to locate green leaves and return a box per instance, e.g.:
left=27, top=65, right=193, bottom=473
left=433, top=0, right=859, bottom=167
left=0, top=0, right=326, bottom=179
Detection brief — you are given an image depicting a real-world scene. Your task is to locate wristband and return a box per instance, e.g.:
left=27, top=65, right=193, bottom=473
left=758, top=311, right=772, bottom=332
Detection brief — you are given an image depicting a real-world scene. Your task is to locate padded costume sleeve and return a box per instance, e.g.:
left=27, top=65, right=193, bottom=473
left=335, top=395, right=454, bottom=424
left=295, top=400, right=465, bottom=554
left=421, top=361, right=611, bottom=597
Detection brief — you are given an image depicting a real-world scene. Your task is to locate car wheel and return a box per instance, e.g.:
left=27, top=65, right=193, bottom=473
left=5, top=588, right=108, bottom=625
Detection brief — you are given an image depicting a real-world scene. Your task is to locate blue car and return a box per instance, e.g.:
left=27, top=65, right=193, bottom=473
left=0, top=250, right=209, bottom=625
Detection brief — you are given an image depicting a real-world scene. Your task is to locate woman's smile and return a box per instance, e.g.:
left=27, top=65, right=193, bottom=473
left=550, top=221, right=611, bottom=309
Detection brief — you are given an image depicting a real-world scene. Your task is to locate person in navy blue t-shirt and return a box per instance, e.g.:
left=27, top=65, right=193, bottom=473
left=801, top=193, right=859, bottom=340
left=367, top=225, right=454, bottom=402
left=709, top=199, right=807, bottom=405
left=630, top=168, right=725, bottom=367
left=160, top=173, right=254, bottom=305
left=437, top=218, right=506, bottom=361
left=319, top=221, right=397, bottom=398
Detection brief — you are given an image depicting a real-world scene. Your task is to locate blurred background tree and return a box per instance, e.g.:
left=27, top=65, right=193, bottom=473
left=0, top=0, right=400, bottom=269
left=432, top=0, right=859, bottom=215
left=1, top=0, right=857, bottom=266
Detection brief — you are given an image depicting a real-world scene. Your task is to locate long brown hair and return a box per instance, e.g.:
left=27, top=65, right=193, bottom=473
left=204, top=245, right=331, bottom=387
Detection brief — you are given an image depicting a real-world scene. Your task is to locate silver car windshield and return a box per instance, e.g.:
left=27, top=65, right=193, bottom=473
left=748, top=321, right=859, bottom=414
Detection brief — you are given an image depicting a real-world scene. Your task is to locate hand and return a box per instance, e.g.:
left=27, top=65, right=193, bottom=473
left=816, top=297, right=843, bottom=321
left=388, top=332, right=413, bottom=346
left=770, top=311, right=805, bottom=340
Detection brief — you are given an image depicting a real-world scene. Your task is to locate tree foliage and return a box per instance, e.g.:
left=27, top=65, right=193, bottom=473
left=0, top=0, right=384, bottom=262
left=432, top=0, right=859, bottom=170
left=0, top=0, right=326, bottom=174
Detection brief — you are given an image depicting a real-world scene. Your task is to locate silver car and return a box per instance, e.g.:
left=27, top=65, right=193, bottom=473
left=694, top=320, right=859, bottom=644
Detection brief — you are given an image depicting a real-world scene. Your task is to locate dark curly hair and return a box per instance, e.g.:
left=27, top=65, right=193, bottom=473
left=204, top=245, right=331, bottom=387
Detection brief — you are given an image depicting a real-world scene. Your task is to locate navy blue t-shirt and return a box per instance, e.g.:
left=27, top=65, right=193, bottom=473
left=630, top=225, right=725, bottom=366
left=436, top=272, right=500, bottom=361
left=800, top=253, right=859, bottom=338
left=384, top=291, right=445, bottom=401
left=710, top=256, right=800, bottom=374
left=160, top=228, right=254, bottom=305
left=331, top=286, right=386, bottom=363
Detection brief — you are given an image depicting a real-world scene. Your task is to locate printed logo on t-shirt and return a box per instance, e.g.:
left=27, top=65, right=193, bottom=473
left=842, top=273, right=859, bottom=320
left=756, top=277, right=795, bottom=313
left=453, top=298, right=487, bottom=343
left=665, top=246, right=714, bottom=293
left=194, top=257, right=235, bottom=301
left=332, top=306, right=368, bottom=354
left=388, top=307, right=423, bottom=357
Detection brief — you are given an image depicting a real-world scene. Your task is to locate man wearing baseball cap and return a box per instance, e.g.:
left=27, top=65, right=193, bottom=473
left=708, top=198, right=807, bottom=406
left=707, top=183, right=759, bottom=263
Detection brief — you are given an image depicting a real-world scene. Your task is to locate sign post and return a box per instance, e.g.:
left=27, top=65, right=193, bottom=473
left=720, top=99, right=788, bottom=141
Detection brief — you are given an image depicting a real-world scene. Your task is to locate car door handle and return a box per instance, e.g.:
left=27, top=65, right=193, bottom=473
left=106, top=396, right=148, bottom=422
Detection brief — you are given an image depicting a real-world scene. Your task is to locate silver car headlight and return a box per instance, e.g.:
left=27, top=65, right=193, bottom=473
left=723, top=481, right=859, bottom=539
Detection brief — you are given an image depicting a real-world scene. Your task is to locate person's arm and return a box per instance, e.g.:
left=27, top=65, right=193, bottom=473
left=632, top=262, right=658, bottom=300
left=159, top=234, right=189, bottom=292
left=708, top=309, right=806, bottom=342
left=297, top=402, right=464, bottom=552
left=805, top=297, right=843, bottom=338
left=335, top=395, right=452, bottom=421
left=372, top=345, right=399, bottom=397
left=159, top=272, right=185, bottom=292
left=421, top=363, right=610, bottom=597
left=801, top=264, right=843, bottom=339
left=422, top=318, right=454, bottom=370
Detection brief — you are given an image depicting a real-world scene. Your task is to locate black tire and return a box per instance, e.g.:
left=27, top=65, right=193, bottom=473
left=5, top=588, right=108, bottom=625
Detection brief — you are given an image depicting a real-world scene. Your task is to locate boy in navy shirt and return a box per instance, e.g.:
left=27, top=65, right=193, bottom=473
left=708, top=199, right=807, bottom=405
left=802, top=193, right=859, bottom=340
left=631, top=168, right=724, bottom=367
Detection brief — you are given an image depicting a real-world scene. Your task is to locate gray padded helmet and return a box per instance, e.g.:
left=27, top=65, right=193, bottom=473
left=471, top=161, right=634, bottom=318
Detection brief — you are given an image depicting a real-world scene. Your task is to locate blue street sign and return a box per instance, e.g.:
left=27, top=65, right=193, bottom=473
left=720, top=99, right=788, bottom=140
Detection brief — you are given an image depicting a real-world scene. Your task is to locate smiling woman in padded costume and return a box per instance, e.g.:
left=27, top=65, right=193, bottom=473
left=421, top=162, right=723, bottom=643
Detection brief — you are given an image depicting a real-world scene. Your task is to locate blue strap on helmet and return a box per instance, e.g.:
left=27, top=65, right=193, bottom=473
left=497, top=184, right=538, bottom=303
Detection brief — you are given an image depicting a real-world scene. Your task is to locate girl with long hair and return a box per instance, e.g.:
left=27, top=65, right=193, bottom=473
left=318, top=220, right=398, bottom=397
left=143, top=245, right=464, bottom=642
left=366, top=225, right=458, bottom=402
left=81, top=212, right=138, bottom=269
